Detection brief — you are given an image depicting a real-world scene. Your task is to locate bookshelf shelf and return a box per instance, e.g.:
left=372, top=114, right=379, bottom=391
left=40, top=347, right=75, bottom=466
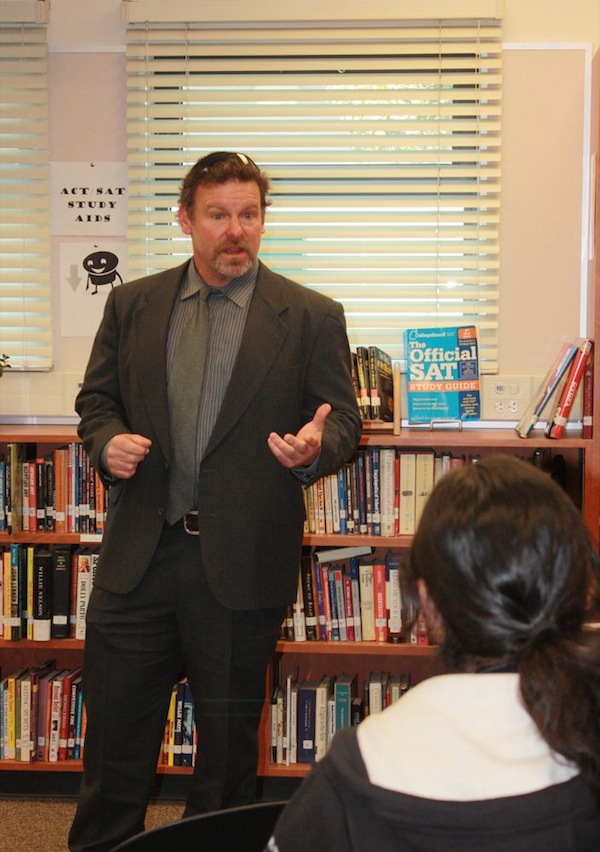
left=275, top=640, right=435, bottom=657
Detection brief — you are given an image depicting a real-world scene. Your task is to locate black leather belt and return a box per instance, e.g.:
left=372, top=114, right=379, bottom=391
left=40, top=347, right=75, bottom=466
left=170, top=511, right=200, bottom=535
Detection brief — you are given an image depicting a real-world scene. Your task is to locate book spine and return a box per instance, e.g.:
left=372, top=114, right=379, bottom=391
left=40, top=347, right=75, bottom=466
left=342, top=568, right=356, bottom=642
left=51, top=546, right=72, bottom=640
left=58, top=672, right=73, bottom=761
left=370, top=447, right=381, bottom=536
left=312, top=557, right=327, bottom=640
left=337, top=468, right=347, bottom=534
left=319, top=564, right=333, bottom=641
left=48, top=678, right=63, bottom=762
left=398, top=452, right=417, bottom=535
left=332, top=567, right=347, bottom=641
left=291, top=571, right=306, bottom=642
left=0, top=458, right=6, bottom=533
left=53, top=448, right=67, bottom=534
left=386, top=554, right=403, bottom=643
left=373, top=563, right=388, bottom=642
left=45, top=458, right=55, bottom=532
left=358, top=563, right=375, bottom=641
left=582, top=356, right=594, bottom=439
left=75, top=553, right=91, bottom=641
left=300, top=555, right=318, bottom=641
left=67, top=676, right=80, bottom=759
left=326, top=568, right=340, bottom=641
left=19, top=675, right=32, bottom=762
left=350, top=558, right=362, bottom=642
left=355, top=346, right=371, bottom=420
left=297, top=684, right=317, bottom=764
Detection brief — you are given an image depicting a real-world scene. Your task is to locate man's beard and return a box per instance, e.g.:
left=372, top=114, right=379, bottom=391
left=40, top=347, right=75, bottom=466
left=211, top=239, right=254, bottom=280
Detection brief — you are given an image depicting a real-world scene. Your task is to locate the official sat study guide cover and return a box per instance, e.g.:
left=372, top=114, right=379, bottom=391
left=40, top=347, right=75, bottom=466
left=404, top=325, right=481, bottom=423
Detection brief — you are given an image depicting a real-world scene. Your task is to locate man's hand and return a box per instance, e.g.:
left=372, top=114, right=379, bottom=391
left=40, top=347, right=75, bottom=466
left=267, top=403, right=331, bottom=469
left=105, top=433, right=152, bottom=479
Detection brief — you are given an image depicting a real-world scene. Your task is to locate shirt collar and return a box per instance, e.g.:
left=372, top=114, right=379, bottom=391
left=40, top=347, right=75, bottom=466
left=182, top=258, right=258, bottom=307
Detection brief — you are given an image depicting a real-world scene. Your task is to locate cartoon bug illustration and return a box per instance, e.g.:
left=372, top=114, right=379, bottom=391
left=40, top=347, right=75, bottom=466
left=83, top=250, right=123, bottom=294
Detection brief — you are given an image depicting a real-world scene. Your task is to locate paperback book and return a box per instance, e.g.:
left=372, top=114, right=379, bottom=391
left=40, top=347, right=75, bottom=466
left=404, top=325, right=481, bottom=423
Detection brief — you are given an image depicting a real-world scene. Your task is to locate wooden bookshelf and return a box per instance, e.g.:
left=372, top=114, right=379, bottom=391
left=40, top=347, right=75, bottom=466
left=0, top=410, right=598, bottom=779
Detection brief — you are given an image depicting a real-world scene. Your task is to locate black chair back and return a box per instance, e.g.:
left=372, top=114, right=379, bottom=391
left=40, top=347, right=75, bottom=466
left=110, top=800, right=287, bottom=851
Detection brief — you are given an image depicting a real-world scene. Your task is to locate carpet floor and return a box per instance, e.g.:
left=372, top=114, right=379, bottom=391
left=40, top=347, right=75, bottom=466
left=0, top=797, right=184, bottom=852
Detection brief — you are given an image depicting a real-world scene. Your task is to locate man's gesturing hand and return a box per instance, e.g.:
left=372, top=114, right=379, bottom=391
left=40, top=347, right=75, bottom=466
left=267, top=403, right=331, bottom=469
left=105, top=433, right=152, bottom=479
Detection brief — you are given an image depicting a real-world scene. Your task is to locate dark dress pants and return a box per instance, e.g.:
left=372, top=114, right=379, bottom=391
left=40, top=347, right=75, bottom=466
left=68, top=525, right=285, bottom=852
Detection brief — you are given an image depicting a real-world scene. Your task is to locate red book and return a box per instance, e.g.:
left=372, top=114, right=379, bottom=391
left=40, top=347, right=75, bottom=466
left=582, top=354, right=594, bottom=439
left=546, top=338, right=593, bottom=438
left=342, top=569, right=356, bottom=642
left=319, top=563, right=333, bottom=642
left=58, top=668, right=80, bottom=761
left=373, top=562, right=388, bottom=642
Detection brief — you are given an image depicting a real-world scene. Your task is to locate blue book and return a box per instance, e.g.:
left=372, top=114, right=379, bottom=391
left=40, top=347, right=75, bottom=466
left=327, top=568, right=341, bottom=641
left=337, top=468, right=347, bottom=534
left=404, top=325, right=481, bottom=423
left=369, top=447, right=381, bottom=537
left=0, top=459, right=6, bottom=531
left=334, top=674, right=357, bottom=734
left=296, top=680, right=320, bottom=763
left=180, top=680, right=195, bottom=767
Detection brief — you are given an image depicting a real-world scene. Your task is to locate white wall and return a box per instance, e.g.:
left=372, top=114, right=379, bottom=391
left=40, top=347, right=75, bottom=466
left=1, top=0, right=599, bottom=419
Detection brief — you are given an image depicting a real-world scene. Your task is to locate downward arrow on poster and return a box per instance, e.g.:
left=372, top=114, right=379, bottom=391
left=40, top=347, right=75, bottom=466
left=67, top=265, right=82, bottom=291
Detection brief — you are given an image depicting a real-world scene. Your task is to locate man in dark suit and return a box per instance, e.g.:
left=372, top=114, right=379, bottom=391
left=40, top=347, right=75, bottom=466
left=68, top=152, right=361, bottom=851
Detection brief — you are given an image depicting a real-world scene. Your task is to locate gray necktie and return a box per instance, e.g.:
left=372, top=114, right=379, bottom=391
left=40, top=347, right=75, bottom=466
left=166, top=286, right=210, bottom=523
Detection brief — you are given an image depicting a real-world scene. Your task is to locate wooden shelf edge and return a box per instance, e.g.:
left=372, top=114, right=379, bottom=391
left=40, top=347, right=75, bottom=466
left=0, top=638, right=84, bottom=650
left=0, top=760, right=197, bottom=775
left=275, top=639, right=436, bottom=656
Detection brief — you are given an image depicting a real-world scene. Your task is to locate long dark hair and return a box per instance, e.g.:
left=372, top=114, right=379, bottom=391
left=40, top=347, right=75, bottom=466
left=409, top=454, right=600, bottom=800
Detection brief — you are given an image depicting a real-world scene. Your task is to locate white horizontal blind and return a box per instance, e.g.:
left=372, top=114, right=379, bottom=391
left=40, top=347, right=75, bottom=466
left=0, top=18, right=51, bottom=370
left=125, top=18, right=502, bottom=368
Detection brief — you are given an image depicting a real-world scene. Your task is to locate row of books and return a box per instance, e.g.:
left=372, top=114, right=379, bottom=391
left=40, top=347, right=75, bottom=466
left=271, top=668, right=413, bottom=765
left=516, top=338, right=594, bottom=438
left=0, top=662, right=86, bottom=763
left=303, top=448, right=476, bottom=538
left=0, top=665, right=200, bottom=768
left=303, top=444, right=577, bottom=540
left=282, top=549, right=431, bottom=646
left=160, top=677, right=197, bottom=768
left=0, top=442, right=107, bottom=535
left=1, top=544, right=97, bottom=642
left=351, top=345, right=395, bottom=423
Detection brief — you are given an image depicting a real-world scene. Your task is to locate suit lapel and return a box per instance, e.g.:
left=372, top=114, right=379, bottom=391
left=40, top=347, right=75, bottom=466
left=203, top=267, right=289, bottom=456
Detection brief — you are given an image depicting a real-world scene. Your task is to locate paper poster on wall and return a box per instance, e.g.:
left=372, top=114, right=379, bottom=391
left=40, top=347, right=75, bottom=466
left=60, top=241, right=129, bottom=337
left=50, top=161, right=128, bottom=236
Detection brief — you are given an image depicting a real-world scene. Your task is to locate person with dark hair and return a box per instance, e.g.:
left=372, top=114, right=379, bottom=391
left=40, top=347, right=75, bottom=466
left=267, top=455, right=600, bottom=851
left=68, top=152, right=361, bottom=851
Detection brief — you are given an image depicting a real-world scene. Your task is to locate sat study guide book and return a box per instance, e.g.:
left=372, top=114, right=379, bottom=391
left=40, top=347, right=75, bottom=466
left=404, top=325, right=481, bottom=423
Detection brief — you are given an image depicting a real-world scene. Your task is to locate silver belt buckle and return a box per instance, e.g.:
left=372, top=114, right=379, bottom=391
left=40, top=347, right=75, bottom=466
left=183, top=510, right=200, bottom=536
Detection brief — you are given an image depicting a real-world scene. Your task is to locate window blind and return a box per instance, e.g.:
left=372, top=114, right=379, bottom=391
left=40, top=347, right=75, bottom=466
left=0, top=5, right=51, bottom=371
left=125, top=13, right=502, bottom=368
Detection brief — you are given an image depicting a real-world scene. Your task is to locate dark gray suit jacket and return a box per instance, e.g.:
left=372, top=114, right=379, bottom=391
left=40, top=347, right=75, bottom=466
left=76, top=260, right=362, bottom=609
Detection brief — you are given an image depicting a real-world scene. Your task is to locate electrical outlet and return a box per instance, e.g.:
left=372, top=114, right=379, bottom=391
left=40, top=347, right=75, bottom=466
left=481, top=375, right=533, bottom=421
